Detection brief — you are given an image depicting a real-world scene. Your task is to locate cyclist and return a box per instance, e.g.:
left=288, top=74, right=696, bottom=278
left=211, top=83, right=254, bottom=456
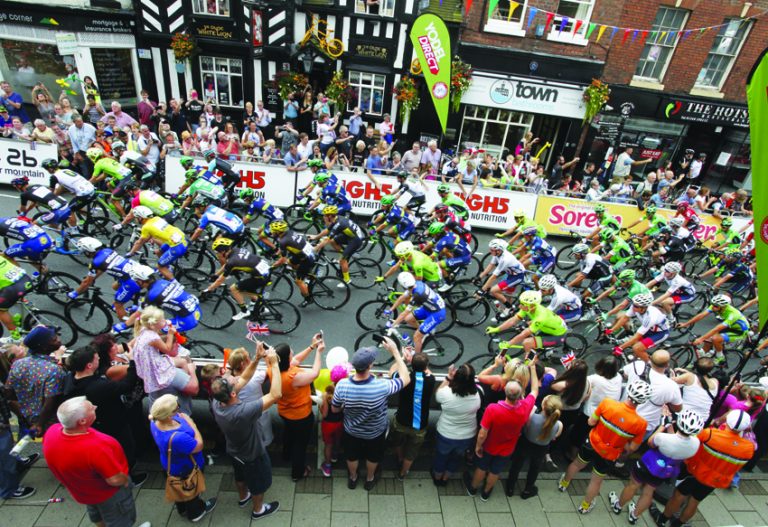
left=596, top=269, right=652, bottom=318
left=0, top=217, right=53, bottom=273
left=69, top=237, right=141, bottom=321
left=299, top=159, right=338, bottom=199
left=433, top=203, right=473, bottom=246
left=239, top=188, right=284, bottom=251
left=566, top=243, right=613, bottom=302
left=0, top=257, right=32, bottom=339
left=607, top=292, right=669, bottom=362
left=678, top=294, right=749, bottom=366
left=203, top=238, right=271, bottom=321
left=700, top=247, right=754, bottom=295
left=115, top=185, right=178, bottom=230
left=587, top=204, right=621, bottom=243
left=477, top=239, right=527, bottom=319
left=520, top=225, right=557, bottom=281
left=311, top=205, right=365, bottom=286
left=495, top=209, right=546, bottom=246
left=538, top=274, right=582, bottom=323
left=87, top=147, right=134, bottom=214
left=674, top=200, right=701, bottom=233
left=188, top=203, right=245, bottom=244
left=653, top=217, right=696, bottom=263
left=176, top=156, right=216, bottom=196
left=43, top=158, right=95, bottom=212
left=203, top=149, right=241, bottom=196
left=10, top=175, right=69, bottom=218
left=624, top=204, right=667, bottom=250
left=380, top=241, right=442, bottom=289
left=645, top=261, right=696, bottom=323
left=596, top=229, right=633, bottom=271
left=312, top=174, right=352, bottom=216
left=427, top=221, right=472, bottom=286
left=369, top=194, right=417, bottom=243
left=387, top=271, right=447, bottom=355
left=435, top=184, right=469, bottom=221
left=125, top=206, right=188, bottom=280
left=712, top=217, right=742, bottom=252
left=392, top=170, right=426, bottom=213
left=269, top=220, right=317, bottom=308
left=120, top=264, right=201, bottom=333
left=485, top=290, right=569, bottom=359
left=179, top=172, right=227, bottom=209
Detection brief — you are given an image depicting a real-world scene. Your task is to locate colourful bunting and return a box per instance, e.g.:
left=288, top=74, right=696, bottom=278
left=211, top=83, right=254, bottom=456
left=697, top=27, right=707, bottom=38
left=640, top=30, right=649, bottom=44
left=487, top=0, right=499, bottom=20
left=650, top=30, right=658, bottom=41
left=506, top=1, right=520, bottom=22
left=465, top=0, right=472, bottom=16
left=574, top=19, right=584, bottom=34
left=660, top=30, right=667, bottom=42
left=585, top=22, right=596, bottom=38
left=609, top=26, right=618, bottom=42
left=681, top=29, right=692, bottom=40
left=544, top=12, right=555, bottom=32
left=559, top=16, right=569, bottom=34
left=631, top=29, right=639, bottom=42
left=596, top=24, right=607, bottom=42
left=622, top=28, right=631, bottom=44
left=667, top=31, right=677, bottom=43
left=526, top=7, right=538, bottom=30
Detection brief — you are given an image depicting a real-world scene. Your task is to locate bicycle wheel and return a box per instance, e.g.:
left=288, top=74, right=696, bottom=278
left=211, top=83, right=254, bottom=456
left=268, top=273, right=295, bottom=300
left=40, top=271, right=82, bottom=305
left=198, top=292, right=236, bottom=330
left=564, top=333, right=588, bottom=358
left=177, top=268, right=211, bottom=290
left=668, top=344, right=694, bottom=370
left=65, top=298, right=113, bottom=336
left=291, top=219, right=321, bottom=236
left=63, top=233, right=91, bottom=266
left=23, top=309, right=77, bottom=348
left=421, top=333, right=463, bottom=368
left=186, top=339, right=224, bottom=360
left=354, top=330, right=400, bottom=367
left=355, top=299, right=390, bottom=330
left=465, top=353, right=495, bottom=372
left=309, top=277, right=350, bottom=310
left=441, top=279, right=477, bottom=307
left=569, top=319, right=604, bottom=346
left=179, top=246, right=216, bottom=276
left=283, top=204, right=307, bottom=224
left=81, top=200, right=113, bottom=235
left=347, top=258, right=382, bottom=289
left=452, top=296, right=490, bottom=327
left=326, top=39, right=344, bottom=58
left=468, top=233, right=479, bottom=255
left=257, top=299, right=301, bottom=334
left=556, top=242, right=578, bottom=270
left=361, top=238, right=386, bottom=263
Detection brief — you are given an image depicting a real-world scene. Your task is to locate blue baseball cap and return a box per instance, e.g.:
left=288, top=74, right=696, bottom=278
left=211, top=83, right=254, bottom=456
left=23, top=326, right=57, bottom=352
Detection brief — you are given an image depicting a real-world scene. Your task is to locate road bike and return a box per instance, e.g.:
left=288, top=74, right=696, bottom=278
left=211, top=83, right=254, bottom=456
left=298, top=18, right=344, bottom=59
left=0, top=295, right=78, bottom=348
left=354, top=327, right=463, bottom=368
left=193, top=285, right=300, bottom=333
left=355, top=283, right=455, bottom=334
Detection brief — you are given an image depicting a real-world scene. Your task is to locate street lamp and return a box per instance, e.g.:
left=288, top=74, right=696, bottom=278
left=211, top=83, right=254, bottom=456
left=299, top=49, right=315, bottom=74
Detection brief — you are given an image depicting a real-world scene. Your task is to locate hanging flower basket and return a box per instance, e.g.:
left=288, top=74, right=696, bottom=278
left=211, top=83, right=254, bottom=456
left=170, top=32, right=197, bottom=62
left=324, top=71, right=357, bottom=111
left=449, top=56, right=473, bottom=114
left=582, top=78, right=611, bottom=124
left=272, top=71, right=309, bottom=100
left=393, top=76, right=420, bottom=122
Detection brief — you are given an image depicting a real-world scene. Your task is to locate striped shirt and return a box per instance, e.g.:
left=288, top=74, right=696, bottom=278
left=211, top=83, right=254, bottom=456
left=332, top=375, right=404, bottom=439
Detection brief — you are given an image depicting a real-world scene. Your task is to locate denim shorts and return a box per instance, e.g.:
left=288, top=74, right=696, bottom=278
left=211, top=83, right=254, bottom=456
left=474, top=451, right=509, bottom=475
left=86, top=484, right=136, bottom=527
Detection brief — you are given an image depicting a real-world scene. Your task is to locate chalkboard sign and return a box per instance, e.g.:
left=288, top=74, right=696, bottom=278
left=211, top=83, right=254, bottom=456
left=92, top=48, right=137, bottom=102
left=265, top=85, right=281, bottom=114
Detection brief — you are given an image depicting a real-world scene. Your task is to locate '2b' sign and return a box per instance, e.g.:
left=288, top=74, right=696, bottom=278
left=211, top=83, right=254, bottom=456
left=2, top=148, right=39, bottom=167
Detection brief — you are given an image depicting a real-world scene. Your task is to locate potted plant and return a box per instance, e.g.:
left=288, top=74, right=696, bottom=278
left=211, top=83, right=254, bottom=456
left=582, top=78, right=611, bottom=124
left=170, top=32, right=197, bottom=62
left=393, top=76, right=420, bottom=123
left=450, top=56, right=473, bottom=113
left=272, top=71, right=310, bottom=100
left=324, top=71, right=357, bottom=111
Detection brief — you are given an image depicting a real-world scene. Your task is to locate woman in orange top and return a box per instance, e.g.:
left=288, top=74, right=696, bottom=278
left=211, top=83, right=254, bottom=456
left=273, top=333, right=324, bottom=481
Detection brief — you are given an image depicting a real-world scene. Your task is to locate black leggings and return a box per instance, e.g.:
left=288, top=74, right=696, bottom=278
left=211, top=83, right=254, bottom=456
left=507, top=436, right=547, bottom=491
left=281, top=413, right=315, bottom=480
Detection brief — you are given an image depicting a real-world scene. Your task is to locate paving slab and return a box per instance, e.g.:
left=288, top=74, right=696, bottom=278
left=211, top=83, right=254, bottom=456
left=731, top=510, right=764, bottom=526
left=406, top=512, right=444, bottom=527
left=368, top=495, right=406, bottom=527
left=477, top=512, right=515, bottom=527
left=403, top=477, right=440, bottom=513
left=745, top=494, right=768, bottom=524
left=332, top=475, right=369, bottom=512
left=332, top=511, right=370, bottom=527
left=206, top=490, right=252, bottom=526
left=34, top=491, right=85, bottom=527
left=292, top=493, right=332, bottom=527
left=439, top=495, right=479, bottom=527
left=714, top=487, right=756, bottom=512
left=0, top=504, right=44, bottom=526
left=509, top=492, right=547, bottom=526
left=695, top=493, right=734, bottom=526
left=260, top=510, right=293, bottom=527
left=133, top=488, right=174, bottom=527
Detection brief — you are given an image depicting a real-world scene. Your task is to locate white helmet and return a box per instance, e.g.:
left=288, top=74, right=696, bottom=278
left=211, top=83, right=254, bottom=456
left=726, top=409, right=751, bottom=432
left=488, top=239, right=508, bottom=252
left=394, top=241, right=414, bottom=258
left=711, top=294, right=731, bottom=307
left=676, top=409, right=705, bottom=436
left=632, top=293, right=654, bottom=308
left=74, top=237, right=103, bottom=253
left=132, top=205, right=154, bottom=219
left=669, top=217, right=683, bottom=227
left=129, top=264, right=155, bottom=281
left=626, top=380, right=653, bottom=404
left=539, top=274, right=558, bottom=290
left=111, top=140, right=126, bottom=151
left=397, top=272, right=416, bottom=289
left=664, top=262, right=682, bottom=274
left=572, top=243, right=590, bottom=255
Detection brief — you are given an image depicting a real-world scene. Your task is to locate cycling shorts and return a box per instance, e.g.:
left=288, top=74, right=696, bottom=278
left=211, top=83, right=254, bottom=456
left=111, top=176, right=136, bottom=199
left=498, top=273, right=525, bottom=293
left=728, top=279, right=751, bottom=295
left=162, top=210, right=179, bottom=225
left=533, top=334, right=567, bottom=349
left=169, top=305, right=201, bottom=332
left=39, top=207, right=73, bottom=226
left=556, top=307, right=582, bottom=322
left=588, top=275, right=613, bottom=295
left=114, top=278, right=141, bottom=304
left=394, top=222, right=416, bottom=239
left=0, top=276, right=32, bottom=310
left=671, top=292, right=695, bottom=304
left=236, top=275, right=269, bottom=293
left=532, top=255, right=555, bottom=274
left=640, top=329, right=669, bottom=349
left=721, top=331, right=747, bottom=344
left=338, top=236, right=362, bottom=261
left=69, top=193, right=95, bottom=212
left=413, top=306, right=446, bottom=335
left=444, top=254, right=472, bottom=269
left=158, top=243, right=188, bottom=267
left=5, top=236, right=53, bottom=261
left=406, top=195, right=426, bottom=210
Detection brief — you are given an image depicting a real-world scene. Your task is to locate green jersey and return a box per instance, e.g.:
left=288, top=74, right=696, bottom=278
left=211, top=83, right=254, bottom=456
left=405, top=250, right=441, bottom=282
left=184, top=179, right=226, bottom=201
left=646, top=213, right=667, bottom=235
left=137, top=190, right=174, bottom=216
left=517, top=217, right=547, bottom=238
left=600, top=215, right=621, bottom=232
left=620, top=280, right=650, bottom=299
left=0, top=258, right=27, bottom=290
left=710, top=305, right=749, bottom=334
left=442, top=194, right=469, bottom=219
left=609, top=238, right=633, bottom=263
left=93, top=157, right=132, bottom=182
left=717, top=228, right=741, bottom=249
left=517, top=305, right=568, bottom=336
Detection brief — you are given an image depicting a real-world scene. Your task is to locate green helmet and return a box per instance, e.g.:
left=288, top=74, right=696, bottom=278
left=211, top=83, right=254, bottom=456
left=314, top=172, right=330, bottom=184
left=428, top=222, right=445, bottom=236
left=239, top=188, right=255, bottom=200
left=600, top=229, right=616, bottom=242
left=721, top=217, right=733, bottom=228
left=594, top=204, right=606, bottom=214
left=307, top=159, right=323, bottom=168
left=180, top=156, right=195, bottom=169
left=184, top=169, right=198, bottom=182
left=380, top=194, right=397, bottom=206
left=618, top=269, right=636, bottom=282
left=645, top=204, right=657, bottom=217
left=724, top=247, right=740, bottom=258
left=202, top=149, right=216, bottom=158
left=437, top=184, right=451, bottom=194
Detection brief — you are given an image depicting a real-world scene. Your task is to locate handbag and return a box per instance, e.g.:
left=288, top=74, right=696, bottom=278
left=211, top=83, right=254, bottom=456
left=164, top=432, right=206, bottom=502
left=641, top=447, right=682, bottom=480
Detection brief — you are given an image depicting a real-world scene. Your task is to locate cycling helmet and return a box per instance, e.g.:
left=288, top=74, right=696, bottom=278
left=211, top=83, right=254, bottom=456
left=618, top=269, right=636, bottom=282
left=179, top=156, right=195, bottom=169
left=726, top=409, right=752, bottom=432
left=519, top=290, right=542, bottom=306
left=645, top=204, right=657, bottom=216
left=669, top=217, right=683, bottom=227
left=307, top=159, right=323, bottom=168
left=191, top=196, right=208, bottom=208
left=599, top=229, right=616, bottom=242
left=724, top=247, right=740, bottom=258
left=522, top=226, right=538, bottom=236
left=111, top=140, right=126, bottom=151
left=488, top=239, right=508, bottom=252
left=58, top=159, right=71, bottom=168
left=269, top=220, right=289, bottom=234
left=626, top=380, right=653, bottom=404
left=663, top=262, right=682, bottom=274
left=184, top=169, right=198, bottom=181
left=594, top=204, right=606, bottom=214
left=513, top=208, right=525, bottom=218
left=41, top=158, right=58, bottom=171
left=632, top=293, right=654, bottom=308
left=314, top=173, right=330, bottom=184
left=434, top=204, right=449, bottom=214
left=238, top=188, right=255, bottom=200
left=395, top=171, right=408, bottom=180
left=10, top=176, right=28, bottom=187
left=132, top=205, right=154, bottom=219
left=436, top=184, right=451, bottom=194
left=676, top=409, right=705, bottom=436
left=394, top=241, right=414, bottom=258
left=380, top=194, right=397, bottom=207
left=428, top=222, right=445, bottom=236
left=202, top=149, right=216, bottom=158
left=212, top=237, right=234, bottom=252
left=539, top=274, right=558, bottom=290
left=710, top=294, right=731, bottom=307
left=129, top=264, right=155, bottom=282
left=572, top=243, right=590, bottom=255
left=74, top=237, right=103, bottom=253
left=676, top=200, right=689, bottom=210
left=397, top=272, right=416, bottom=289
left=322, top=205, right=338, bottom=216
left=86, top=147, right=104, bottom=163
left=721, top=217, right=733, bottom=228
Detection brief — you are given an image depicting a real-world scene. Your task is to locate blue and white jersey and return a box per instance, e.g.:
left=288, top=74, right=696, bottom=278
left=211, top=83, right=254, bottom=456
left=89, top=248, right=136, bottom=281
left=526, top=236, right=557, bottom=259
left=0, top=217, right=45, bottom=241
left=146, top=279, right=198, bottom=316
left=246, top=198, right=284, bottom=221
left=199, top=205, right=245, bottom=235
left=434, top=233, right=471, bottom=258
left=410, top=281, right=446, bottom=312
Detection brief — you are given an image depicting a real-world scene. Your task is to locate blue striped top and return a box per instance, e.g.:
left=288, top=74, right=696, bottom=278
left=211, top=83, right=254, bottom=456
left=332, top=375, right=404, bottom=439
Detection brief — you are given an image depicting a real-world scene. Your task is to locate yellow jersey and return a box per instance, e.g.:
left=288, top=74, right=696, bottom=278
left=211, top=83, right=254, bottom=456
left=140, top=217, right=186, bottom=247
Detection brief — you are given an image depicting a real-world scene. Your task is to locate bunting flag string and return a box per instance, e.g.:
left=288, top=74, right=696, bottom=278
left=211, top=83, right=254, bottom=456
left=621, top=28, right=631, bottom=44
left=526, top=7, right=538, bottom=30
left=574, top=19, right=584, bottom=35
left=558, top=16, right=569, bottom=34
left=487, top=0, right=500, bottom=21
left=506, top=1, right=520, bottom=22
left=544, top=11, right=555, bottom=32
left=596, top=24, right=607, bottom=42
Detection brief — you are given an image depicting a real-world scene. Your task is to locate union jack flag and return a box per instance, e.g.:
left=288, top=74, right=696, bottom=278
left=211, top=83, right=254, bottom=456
left=560, top=351, right=576, bottom=368
left=246, top=321, right=270, bottom=342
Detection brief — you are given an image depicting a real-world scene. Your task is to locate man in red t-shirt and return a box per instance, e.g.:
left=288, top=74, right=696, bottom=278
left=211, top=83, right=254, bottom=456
left=465, top=358, right=539, bottom=501
left=43, top=396, right=149, bottom=527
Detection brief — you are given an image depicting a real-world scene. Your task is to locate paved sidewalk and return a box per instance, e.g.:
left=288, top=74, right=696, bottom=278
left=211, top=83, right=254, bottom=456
left=5, top=462, right=768, bottom=527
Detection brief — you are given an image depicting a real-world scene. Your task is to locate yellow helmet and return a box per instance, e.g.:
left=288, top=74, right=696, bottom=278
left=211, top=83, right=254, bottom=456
left=212, top=237, right=234, bottom=252
left=270, top=220, right=289, bottom=234
left=86, top=147, right=104, bottom=163
left=519, top=290, right=542, bottom=306
left=322, top=205, right=339, bottom=216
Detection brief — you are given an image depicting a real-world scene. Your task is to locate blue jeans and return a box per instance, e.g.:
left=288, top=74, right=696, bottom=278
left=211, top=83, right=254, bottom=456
left=432, top=433, right=473, bottom=475
left=0, top=429, right=19, bottom=498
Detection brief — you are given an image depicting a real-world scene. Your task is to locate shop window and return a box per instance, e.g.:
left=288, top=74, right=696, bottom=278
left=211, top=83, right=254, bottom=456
left=457, top=104, right=534, bottom=160
left=193, top=0, right=230, bottom=17
left=91, top=49, right=138, bottom=106
left=633, top=7, right=687, bottom=83
left=355, top=0, right=396, bottom=17
left=347, top=70, right=385, bottom=115
left=485, top=0, right=528, bottom=36
left=200, top=56, right=243, bottom=108
left=548, top=0, right=594, bottom=44
left=695, top=19, right=751, bottom=90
